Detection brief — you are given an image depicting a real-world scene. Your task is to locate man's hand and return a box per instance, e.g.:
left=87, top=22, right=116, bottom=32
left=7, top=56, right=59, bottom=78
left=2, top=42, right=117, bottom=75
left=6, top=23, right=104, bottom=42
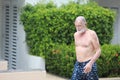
left=83, top=62, right=92, bottom=73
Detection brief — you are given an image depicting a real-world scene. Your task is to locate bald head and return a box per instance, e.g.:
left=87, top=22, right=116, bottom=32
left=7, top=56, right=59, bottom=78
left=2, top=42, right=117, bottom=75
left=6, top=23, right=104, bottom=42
left=75, top=16, right=87, bottom=26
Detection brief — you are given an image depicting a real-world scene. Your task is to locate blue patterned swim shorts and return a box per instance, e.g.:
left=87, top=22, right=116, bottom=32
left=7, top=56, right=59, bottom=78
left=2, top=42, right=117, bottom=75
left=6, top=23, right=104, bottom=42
left=71, top=60, right=98, bottom=80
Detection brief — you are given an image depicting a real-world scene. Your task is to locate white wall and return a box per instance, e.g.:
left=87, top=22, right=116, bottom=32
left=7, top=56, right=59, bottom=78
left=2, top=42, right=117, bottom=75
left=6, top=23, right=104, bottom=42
left=52, top=0, right=72, bottom=6
left=25, top=0, right=40, bottom=5
left=25, top=0, right=74, bottom=6
left=117, top=9, right=120, bottom=44
left=112, top=8, right=120, bottom=44
left=17, top=22, right=29, bottom=70
left=111, top=8, right=119, bottom=44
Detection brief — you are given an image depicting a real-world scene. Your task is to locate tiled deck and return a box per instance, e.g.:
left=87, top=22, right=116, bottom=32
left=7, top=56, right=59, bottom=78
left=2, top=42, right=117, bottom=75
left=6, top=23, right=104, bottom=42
left=46, top=73, right=120, bottom=80
left=0, top=70, right=120, bottom=80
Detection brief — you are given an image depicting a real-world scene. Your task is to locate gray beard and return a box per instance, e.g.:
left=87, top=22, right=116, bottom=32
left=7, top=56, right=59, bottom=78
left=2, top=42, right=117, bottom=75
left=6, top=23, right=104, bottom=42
left=77, top=29, right=85, bottom=34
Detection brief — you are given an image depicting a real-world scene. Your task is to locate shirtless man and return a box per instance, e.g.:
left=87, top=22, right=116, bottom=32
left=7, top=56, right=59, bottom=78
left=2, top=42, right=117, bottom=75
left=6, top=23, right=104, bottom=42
left=71, top=16, right=101, bottom=80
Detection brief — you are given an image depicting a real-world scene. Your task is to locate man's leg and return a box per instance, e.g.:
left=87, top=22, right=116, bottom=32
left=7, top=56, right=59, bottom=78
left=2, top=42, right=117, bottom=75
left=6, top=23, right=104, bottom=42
left=71, top=61, right=84, bottom=80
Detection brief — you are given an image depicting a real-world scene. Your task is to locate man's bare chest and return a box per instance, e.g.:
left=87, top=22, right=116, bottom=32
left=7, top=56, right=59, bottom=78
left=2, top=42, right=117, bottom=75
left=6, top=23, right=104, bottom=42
left=75, top=34, right=92, bottom=47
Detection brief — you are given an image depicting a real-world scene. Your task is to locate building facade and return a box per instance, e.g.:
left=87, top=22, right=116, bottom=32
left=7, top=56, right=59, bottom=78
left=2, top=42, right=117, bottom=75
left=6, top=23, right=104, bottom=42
left=0, top=0, right=29, bottom=70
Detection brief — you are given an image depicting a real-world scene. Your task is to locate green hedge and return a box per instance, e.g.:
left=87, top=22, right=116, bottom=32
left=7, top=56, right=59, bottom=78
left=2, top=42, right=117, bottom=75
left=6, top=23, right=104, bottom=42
left=46, top=44, right=120, bottom=78
left=20, top=1, right=115, bottom=57
left=97, top=44, right=120, bottom=77
left=46, top=43, right=76, bottom=78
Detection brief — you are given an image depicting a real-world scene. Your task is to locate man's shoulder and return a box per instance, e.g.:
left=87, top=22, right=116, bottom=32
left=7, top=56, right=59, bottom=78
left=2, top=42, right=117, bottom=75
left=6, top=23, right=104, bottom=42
left=88, top=29, right=96, bottom=34
left=88, top=29, right=97, bottom=38
left=74, top=32, right=77, bottom=36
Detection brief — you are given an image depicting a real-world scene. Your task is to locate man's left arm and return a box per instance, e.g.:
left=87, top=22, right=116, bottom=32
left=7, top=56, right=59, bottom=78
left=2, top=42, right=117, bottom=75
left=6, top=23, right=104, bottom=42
left=89, top=31, right=101, bottom=65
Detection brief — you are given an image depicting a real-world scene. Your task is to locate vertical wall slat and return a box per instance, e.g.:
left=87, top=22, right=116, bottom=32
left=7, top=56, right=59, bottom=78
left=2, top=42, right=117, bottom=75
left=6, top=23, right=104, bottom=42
left=3, top=1, right=18, bottom=70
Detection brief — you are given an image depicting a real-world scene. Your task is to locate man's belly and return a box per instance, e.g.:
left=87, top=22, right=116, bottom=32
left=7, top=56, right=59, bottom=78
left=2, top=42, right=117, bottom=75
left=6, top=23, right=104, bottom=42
left=76, top=47, right=94, bottom=62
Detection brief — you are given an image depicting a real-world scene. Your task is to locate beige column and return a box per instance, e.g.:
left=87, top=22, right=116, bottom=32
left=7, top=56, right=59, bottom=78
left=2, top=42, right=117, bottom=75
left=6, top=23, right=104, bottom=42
left=0, top=60, right=8, bottom=71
